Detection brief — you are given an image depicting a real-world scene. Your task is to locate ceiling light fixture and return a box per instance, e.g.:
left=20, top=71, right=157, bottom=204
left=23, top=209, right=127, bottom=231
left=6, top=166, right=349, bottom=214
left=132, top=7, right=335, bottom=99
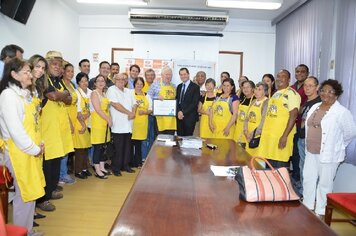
left=206, top=0, right=283, bottom=10
left=77, top=0, right=149, bottom=6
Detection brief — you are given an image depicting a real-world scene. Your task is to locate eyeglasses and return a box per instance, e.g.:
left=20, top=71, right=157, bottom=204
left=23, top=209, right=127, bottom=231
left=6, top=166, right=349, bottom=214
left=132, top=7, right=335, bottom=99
left=304, top=84, right=317, bottom=88
left=320, top=89, right=335, bottom=94
left=18, top=70, right=32, bottom=75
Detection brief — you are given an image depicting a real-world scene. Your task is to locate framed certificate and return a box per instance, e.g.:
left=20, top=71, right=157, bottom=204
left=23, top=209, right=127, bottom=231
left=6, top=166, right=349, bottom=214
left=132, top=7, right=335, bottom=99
left=153, top=99, right=177, bottom=116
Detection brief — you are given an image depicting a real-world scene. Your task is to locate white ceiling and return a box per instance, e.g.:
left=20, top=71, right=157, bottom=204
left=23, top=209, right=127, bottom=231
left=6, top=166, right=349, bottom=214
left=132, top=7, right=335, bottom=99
left=60, top=0, right=301, bottom=21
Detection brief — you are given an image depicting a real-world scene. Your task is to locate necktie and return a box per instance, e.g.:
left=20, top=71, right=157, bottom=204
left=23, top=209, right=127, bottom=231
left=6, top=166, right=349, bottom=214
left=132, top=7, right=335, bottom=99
left=180, top=83, right=186, bottom=104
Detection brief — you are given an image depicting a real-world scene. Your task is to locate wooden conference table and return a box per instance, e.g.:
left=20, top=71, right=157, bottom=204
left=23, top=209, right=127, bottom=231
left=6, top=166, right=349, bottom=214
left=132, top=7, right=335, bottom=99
left=109, top=138, right=336, bottom=236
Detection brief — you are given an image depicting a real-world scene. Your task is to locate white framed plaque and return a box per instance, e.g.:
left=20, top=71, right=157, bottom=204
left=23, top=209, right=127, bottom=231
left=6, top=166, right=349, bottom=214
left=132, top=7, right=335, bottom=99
left=153, top=99, right=177, bottom=116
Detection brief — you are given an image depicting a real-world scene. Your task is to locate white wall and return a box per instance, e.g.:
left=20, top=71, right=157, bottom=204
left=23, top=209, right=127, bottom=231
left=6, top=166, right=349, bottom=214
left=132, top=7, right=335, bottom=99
left=79, top=15, right=275, bottom=82
left=1, top=1, right=275, bottom=82
left=333, top=163, right=356, bottom=192
left=0, top=0, right=79, bottom=68
left=222, top=19, right=276, bottom=82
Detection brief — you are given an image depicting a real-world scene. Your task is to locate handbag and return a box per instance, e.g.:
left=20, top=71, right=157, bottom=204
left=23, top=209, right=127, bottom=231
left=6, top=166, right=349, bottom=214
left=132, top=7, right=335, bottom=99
left=248, top=129, right=260, bottom=149
left=102, top=125, right=115, bottom=160
left=235, top=156, right=299, bottom=202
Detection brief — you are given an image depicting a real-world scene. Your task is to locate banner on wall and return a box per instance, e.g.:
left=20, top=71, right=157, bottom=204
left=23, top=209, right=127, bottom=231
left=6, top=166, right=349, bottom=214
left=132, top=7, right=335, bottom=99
left=125, top=58, right=173, bottom=80
left=124, top=58, right=215, bottom=86
left=172, top=60, right=215, bottom=86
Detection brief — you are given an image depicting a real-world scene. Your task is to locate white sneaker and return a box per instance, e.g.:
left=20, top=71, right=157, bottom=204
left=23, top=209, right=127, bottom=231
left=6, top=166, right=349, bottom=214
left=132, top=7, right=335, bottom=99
left=30, top=230, right=45, bottom=236
left=58, top=175, right=76, bottom=185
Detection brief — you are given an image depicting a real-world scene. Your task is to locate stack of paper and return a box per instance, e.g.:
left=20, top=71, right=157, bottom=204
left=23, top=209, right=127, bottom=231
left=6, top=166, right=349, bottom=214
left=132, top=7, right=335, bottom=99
left=157, top=134, right=174, bottom=142
left=156, top=134, right=176, bottom=146
left=180, top=136, right=203, bottom=149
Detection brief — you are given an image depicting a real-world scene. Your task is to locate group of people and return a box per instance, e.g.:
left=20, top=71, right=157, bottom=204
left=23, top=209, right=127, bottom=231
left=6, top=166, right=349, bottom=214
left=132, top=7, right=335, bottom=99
left=195, top=66, right=356, bottom=220
left=0, top=43, right=355, bottom=236
left=0, top=45, right=156, bottom=236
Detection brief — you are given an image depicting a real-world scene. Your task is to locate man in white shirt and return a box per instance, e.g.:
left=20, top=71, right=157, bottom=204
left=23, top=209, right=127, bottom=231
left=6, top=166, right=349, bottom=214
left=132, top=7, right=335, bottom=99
left=107, top=73, right=137, bottom=176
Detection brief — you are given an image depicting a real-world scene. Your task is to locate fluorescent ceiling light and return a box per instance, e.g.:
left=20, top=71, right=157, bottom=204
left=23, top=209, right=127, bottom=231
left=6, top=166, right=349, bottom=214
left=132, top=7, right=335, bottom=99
left=77, top=0, right=149, bottom=6
left=206, top=0, right=282, bottom=10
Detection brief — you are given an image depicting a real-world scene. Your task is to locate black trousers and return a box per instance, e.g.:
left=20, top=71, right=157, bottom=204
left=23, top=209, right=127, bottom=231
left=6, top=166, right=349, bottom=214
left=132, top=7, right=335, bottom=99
left=37, top=157, right=61, bottom=203
left=92, top=143, right=106, bottom=164
left=131, top=140, right=142, bottom=167
left=112, top=133, right=132, bottom=172
left=291, top=132, right=301, bottom=182
left=177, top=119, right=196, bottom=136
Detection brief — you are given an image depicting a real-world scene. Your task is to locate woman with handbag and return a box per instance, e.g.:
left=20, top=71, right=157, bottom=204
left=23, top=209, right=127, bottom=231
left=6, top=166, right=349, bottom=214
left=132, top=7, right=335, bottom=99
left=243, top=82, right=269, bottom=156
left=0, top=58, right=45, bottom=235
left=209, top=78, right=239, bottom=140
left=303, top=79, right=356, bottom=217
left=131, top=77, right=152, bottom=168
left=198, top=78, right=216, bottom=139
left=73, top=72, right=92, bottom=179
left=234, top=80, right=255, bottom=146
left=90, top=75, right=112, bottom=179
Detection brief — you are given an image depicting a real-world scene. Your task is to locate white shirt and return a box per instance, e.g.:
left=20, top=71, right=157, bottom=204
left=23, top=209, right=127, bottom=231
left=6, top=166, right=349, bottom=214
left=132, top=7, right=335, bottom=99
left=199, top=83, right=206, bottom=92
left=306, top=101, right=356, bottom=163
left=181, top=80, right=191, bottom=94
left=0, top=84, right=40, bottom=155
left=107, top=86, right=136, bottom=133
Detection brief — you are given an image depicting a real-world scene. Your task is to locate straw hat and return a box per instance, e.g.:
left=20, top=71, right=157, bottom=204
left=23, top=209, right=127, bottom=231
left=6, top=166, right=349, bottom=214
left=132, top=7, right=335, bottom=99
left=45, top=51, right=63, bottom=61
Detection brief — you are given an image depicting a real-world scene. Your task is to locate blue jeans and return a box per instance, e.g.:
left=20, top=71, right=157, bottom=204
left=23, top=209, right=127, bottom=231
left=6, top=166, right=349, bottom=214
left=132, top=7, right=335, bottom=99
left=88, top=147, right=94, bottom=166
left=297, top=138, right=306, bottom=195
left=59, top=155, right=69, bottom=179
left=141, top=115, right=156, bottom=161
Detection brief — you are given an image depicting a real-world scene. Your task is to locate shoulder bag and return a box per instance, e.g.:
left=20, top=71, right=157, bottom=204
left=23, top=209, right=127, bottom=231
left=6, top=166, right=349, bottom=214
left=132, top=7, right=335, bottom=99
left=103, top=125, right=115, bottom=160
left=235, top=156, right=299, bottom=202
left=248, top=129, right=260, bottom=149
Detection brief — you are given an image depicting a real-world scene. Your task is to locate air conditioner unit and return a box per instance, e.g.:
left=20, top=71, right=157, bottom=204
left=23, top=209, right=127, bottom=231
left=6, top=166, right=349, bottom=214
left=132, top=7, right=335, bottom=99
left=129, top=8, right=229, bottom=31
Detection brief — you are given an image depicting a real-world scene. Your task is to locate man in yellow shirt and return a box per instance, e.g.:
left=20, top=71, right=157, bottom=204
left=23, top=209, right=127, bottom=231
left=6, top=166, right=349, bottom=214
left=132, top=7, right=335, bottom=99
left=258, top=69, right=301, bottom=168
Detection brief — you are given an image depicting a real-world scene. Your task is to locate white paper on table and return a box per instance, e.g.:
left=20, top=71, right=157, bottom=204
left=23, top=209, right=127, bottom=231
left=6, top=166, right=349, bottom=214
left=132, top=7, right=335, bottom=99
left=210, top=165, right=240, bottom=176
left=165, top=140, right=176, bottom=146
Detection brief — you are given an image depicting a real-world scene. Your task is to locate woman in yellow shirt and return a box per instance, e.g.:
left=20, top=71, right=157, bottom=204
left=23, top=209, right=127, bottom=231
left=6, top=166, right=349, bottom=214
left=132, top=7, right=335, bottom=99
left=198, top=78, right=216, bottom=139
left=73, top=72, right=92, bottom=179
left=132, top=77, right=152, bottom=167
left=59, top=63, right=77, bottom=184
left=0, top=58, right=45, bottom=234
left=28, top=54, right=49, bottom=223
left=209, top=78, right=239, bottom=140
left=91, top=75, right=112, bottom=178
left=243, top=82, right=269, bottom=156
left=234, top=80, right=255, bottom=146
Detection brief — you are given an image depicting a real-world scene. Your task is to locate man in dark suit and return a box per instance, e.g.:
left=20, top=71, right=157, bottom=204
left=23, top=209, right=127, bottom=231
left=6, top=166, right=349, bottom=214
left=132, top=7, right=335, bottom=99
left=176, top=68, right=200, bottom=136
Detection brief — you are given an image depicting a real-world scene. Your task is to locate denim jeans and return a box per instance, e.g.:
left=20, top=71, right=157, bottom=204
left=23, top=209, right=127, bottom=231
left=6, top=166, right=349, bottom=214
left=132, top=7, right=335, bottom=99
left=88, top=146, right=94, bottom=166
left=297, top=138, right=306, bottom=195
left=141, top=115, right=156, bottom=161
left=59, top=155, right=69, bottom=179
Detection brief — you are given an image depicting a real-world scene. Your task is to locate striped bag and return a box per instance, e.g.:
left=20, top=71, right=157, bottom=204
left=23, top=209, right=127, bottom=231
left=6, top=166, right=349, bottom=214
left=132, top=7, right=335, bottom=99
left=235, top=157, right=299, bottom=202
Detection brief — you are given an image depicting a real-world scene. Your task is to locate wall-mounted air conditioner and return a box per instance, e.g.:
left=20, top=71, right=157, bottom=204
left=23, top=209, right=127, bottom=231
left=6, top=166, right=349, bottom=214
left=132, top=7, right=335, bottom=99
left=129, top=8, right=229, bottom=31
